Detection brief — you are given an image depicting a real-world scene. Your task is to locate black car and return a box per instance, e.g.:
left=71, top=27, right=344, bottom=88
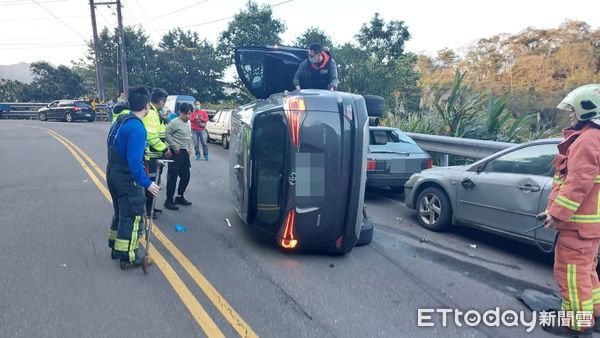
left=229, top=46, right=383, bottom=254
left=38, top=100, right=95, bottom=122
left=367, top=127, right=432, bottom=192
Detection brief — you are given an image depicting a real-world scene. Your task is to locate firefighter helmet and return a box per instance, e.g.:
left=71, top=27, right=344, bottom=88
left=557, top=84, right=600, bottom=125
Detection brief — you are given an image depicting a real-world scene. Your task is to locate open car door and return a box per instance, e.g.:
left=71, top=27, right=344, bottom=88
left=234, top=46, right=307, bottom=99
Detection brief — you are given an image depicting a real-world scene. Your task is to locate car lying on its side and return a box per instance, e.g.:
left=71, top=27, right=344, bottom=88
left=38, top=100, right=95, bottom=122
left=404, top=138, right=561, bottom=250
left=229, top=45, right=385, bottom=253
left=367, top=127, right=432, bottom=192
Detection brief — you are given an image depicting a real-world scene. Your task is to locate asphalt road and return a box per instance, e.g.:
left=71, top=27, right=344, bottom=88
left=0, top=120, right=558, bottom=337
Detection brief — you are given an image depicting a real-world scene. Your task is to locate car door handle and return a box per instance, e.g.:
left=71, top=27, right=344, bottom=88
left=518, top=184, right=540, bottom=192
left=234, top=164, right=244, bottom=170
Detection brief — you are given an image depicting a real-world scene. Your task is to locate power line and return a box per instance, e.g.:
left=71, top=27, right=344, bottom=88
left=176, top=0, right=294, bottom=30
left=31, top=0, right=88, bottom=41
left=147, top=0, right=209, bottom=23
left=0, top=0, right=67, bottom=7
left=132, top=0, right=157, bottom=31
left=0, top=15, right=86, bottom=22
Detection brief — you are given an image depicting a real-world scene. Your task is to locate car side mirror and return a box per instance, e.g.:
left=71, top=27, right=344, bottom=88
left=475, top=164, right=485, bottom=174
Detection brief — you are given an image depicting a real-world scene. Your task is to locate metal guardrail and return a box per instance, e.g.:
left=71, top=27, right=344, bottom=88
left=405, top=132, right=516, bottom=159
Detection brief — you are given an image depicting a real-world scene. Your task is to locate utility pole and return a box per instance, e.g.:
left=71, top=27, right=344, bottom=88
left=115, top=0, right=129, bottom=96
left=88, top=0, right=105, bottom=101
left=90, top=0, right=128, bottom=97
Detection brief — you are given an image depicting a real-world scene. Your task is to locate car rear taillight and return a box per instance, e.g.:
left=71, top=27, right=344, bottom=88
left=285, top=97, right=305, bottom=148
left=72, top=107, right=81, bottom=111
left=367, top=160, right=376, bottom=171
left=422, top=159, right=433, bottom=169
left=281, top=209, right=298, bottom=249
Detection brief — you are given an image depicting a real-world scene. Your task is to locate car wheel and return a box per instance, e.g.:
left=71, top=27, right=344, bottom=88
left=39, top=112, right=47, bottom=121
left=223, top=134, right=229, bottom=149
left=356, top=219, right=374, bottom=246
left=64, top=112, right=73, bottom=122
left=363, top=95, right=385, bottom=117
left=416, top=187, right=452, bottom=231
left=87, top=117, right=95, bottom=122
left=390, top=186, right=404, bottom=194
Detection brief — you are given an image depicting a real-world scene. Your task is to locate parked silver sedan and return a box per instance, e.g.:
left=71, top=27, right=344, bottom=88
left=367, top=127, right=432, bottom=192
left=404, top=138, right=561, bottom=248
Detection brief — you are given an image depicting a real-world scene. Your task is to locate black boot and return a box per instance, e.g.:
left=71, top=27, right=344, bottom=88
left=175, top=195, right=192, bottom=206
left=595, top=317, right=600, bottom=332
left=119, top=257, right=143, bottom=270
left=110, top=249, right=118, bottom=260
left=164, top=199, right=179, bottom=210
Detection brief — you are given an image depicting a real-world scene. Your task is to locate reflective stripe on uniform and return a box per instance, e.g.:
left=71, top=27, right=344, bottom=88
left=567, top=264, right=580, bottom=330
left=128, top=215, right=141, bottom=262
left=593, top=289, right=600, bottom=304
left=108, top=229, right=117, bottom=241
left=569, top=215, right=600, bottom=223
left=114, top=239, right=130, bottom=252
left=556, top=195, right=581, bottom=211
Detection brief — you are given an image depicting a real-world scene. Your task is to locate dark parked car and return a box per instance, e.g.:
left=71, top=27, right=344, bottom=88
left=38, top=100, right=95, bottom=122
left=229, top=45, right=383, bottom=253
left=367, top=127, right=432, bottom=192
left=404, top=138, right=561, bottom=250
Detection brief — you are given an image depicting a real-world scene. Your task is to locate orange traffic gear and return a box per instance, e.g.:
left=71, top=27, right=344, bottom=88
left=546, top=124, right=600, bottom=331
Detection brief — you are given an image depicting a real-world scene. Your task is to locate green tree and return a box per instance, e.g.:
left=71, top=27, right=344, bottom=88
left=335, top=13, right=420, bottom=112
left=0, top=79, right=28, bottom=102
left=218, top=1, right=286, bottom=63
left=294, top=27, right=333, bottom=49
left=156, top=28, right=226, bottom=102
left=26, top=62, right=84, bottom=101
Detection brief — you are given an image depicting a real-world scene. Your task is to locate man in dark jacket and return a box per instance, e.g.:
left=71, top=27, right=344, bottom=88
left=293, top=43, right=339, bottom=91
left=107, top=86, right=160, bottom=270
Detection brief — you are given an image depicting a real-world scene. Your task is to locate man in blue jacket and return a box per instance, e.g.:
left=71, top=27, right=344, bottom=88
left=106, top=86, right=160, bottom=270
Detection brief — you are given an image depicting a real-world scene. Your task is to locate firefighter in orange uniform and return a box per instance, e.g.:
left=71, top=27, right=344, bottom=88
left=542, top=84, right=600, bottom=337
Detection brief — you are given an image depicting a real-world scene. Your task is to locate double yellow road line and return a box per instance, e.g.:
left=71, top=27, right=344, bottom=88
left=43, top=127, right=257, bottom=338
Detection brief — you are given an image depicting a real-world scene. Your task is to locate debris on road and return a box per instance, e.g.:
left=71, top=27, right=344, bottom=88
left=469, top=244, right=477, bottom=249
left=60, top=264, right=67, bottom=267
left=419, top=238, right=429, bottom=243
left=329, top=264, right=334, bottom=268
left=175, top=224, right=187, bottom=232
left=225, top=218, right=232, bottom=227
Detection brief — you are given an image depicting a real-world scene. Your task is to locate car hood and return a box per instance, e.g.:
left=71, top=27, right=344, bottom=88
left=419, top=165, right=469, bottom=177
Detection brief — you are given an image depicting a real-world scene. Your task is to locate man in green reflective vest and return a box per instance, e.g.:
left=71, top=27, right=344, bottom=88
left=111, top=102, right=129, bottom=123
left=142, top=88, right=172, bottom=218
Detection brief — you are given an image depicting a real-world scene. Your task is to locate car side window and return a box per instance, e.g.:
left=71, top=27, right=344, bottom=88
left=58, top=101, right=72, bottom=107
left=484, top=144, right=557, bottom=177
left=48, top=101, right=59, bottom=108
left=212, top=112, right=221, bottom=122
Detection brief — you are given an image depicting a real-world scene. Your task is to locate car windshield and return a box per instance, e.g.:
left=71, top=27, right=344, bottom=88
left=369, top=129, right=423, bottom=153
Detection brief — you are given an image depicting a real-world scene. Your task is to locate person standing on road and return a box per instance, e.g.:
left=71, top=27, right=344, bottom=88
left=293, top=43, right=339, bottom=91
left=541, top=84, right=600, bottom=337
left=106, top=86, right=160, bottom=270
left=142, top=88, right=172, bottom=219
left=190, top=101, right=209, bottom=161
left=111, top=102, right=129, bottom=123
left=164, top=102, right=193, bottom=210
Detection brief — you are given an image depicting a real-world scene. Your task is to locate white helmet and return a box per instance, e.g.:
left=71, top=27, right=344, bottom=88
left=557, top=84, right=600, bottom=126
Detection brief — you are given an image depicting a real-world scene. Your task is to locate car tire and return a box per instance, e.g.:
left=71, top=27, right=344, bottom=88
left=87, top=117, right=95, bottom=122
left=223, top=134, right=229, bottom=149
left=64, top=112, right=73, bottom=122
left=39, top=112, right=47, bottom=121
left=416, top=187, right=452, bottom=231
left=356, top=220, right=374, bottom=246
left=363, top=95, right=385, bottom=117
